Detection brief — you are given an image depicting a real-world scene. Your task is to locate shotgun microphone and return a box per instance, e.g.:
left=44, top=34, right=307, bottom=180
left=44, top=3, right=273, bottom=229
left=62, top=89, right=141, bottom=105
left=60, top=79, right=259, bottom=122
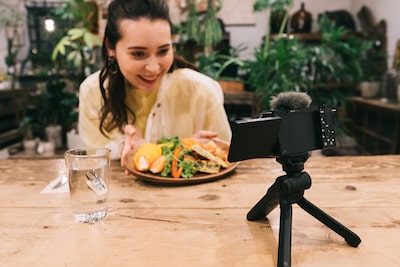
left=270, top=91, right=312, bottom=111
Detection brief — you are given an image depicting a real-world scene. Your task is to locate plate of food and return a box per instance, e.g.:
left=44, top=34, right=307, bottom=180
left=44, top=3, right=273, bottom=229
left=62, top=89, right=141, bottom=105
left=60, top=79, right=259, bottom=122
left=122, top=136, right=239, bottom=185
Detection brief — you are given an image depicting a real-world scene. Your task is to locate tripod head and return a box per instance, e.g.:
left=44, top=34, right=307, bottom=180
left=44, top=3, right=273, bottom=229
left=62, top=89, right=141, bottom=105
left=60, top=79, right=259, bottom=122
left=276, top=153, right=309, bottom=175
left=276, top=153, right=312, bottom=199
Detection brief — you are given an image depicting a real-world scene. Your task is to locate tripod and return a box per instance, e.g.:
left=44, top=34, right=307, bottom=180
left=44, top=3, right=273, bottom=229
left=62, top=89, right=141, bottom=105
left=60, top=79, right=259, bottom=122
left=247, top=153, right=361, bottom=267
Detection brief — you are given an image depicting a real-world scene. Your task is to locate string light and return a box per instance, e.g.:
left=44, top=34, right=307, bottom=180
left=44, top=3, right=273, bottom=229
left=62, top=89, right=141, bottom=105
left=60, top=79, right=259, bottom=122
left=44, top=18, right=55, bottom=32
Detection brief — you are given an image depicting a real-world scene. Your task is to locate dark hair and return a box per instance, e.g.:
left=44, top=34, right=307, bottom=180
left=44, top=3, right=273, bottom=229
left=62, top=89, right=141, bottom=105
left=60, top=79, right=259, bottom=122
left=98, top=0, right=196, bottom=137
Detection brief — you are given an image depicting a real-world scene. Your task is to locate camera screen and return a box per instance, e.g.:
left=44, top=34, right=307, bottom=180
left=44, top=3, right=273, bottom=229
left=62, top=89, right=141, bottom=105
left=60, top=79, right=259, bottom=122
left=228, top=116, right=282, bottom=162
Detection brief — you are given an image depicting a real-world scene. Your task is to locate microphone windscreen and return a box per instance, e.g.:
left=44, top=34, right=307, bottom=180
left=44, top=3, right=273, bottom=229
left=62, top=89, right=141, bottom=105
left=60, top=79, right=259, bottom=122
left=270, top=91, right=312, bottom=111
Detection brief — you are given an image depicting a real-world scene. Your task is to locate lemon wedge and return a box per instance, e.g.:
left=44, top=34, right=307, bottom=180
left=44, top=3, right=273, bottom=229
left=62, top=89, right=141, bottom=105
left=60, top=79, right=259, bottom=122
left=133, top=143, right=162, bottom=163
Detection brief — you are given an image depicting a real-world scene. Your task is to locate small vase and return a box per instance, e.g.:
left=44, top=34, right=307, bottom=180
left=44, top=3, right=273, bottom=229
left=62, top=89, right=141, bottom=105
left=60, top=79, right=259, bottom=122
left=270, top=10, right=288, bottom=34
left=37, top=140, right=55, bottom=156
left=67, top=129, right=85, bottom=149
left=291, top=3, right=312, bottom=33
left=45, top=125, right=62, bottom=148
left=359, top=81, right=380, bottom=98
left=23, top=139, right=37, bottom=155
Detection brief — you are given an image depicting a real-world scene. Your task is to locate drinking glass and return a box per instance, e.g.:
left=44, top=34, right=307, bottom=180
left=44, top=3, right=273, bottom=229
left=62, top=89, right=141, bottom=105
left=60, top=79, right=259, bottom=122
left=64, top=147, right=111, bottom=223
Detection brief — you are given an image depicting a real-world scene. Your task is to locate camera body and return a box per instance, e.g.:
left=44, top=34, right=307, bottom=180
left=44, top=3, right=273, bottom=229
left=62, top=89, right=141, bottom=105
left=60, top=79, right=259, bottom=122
left=261, top=105, right=336, bottom=156
left=228, top=105, right=336, bottom=162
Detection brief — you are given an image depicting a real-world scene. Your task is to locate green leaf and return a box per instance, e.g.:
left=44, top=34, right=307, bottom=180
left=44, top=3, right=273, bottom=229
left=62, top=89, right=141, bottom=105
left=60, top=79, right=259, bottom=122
left=68, top=28, right=85, bottom=40
left=51, top=42, right=66, bottom=60
left=83, top=31, right=101, bottom=48
left=254, top=0, right=294, bottom=12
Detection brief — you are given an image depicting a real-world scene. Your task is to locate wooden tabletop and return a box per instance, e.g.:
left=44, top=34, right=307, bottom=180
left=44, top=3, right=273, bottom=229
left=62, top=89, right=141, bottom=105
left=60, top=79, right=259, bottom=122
left=1, top=155, right=399, bottom=267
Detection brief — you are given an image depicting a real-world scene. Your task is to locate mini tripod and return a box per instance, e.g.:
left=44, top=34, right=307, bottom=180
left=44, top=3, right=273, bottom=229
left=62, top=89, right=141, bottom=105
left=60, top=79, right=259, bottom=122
left=247, top=153, right=361, bottom=267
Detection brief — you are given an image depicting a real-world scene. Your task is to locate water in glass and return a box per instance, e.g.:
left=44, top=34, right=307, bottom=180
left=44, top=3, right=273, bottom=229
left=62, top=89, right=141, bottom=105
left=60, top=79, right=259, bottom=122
left=65, top=148, right=110, bottom=223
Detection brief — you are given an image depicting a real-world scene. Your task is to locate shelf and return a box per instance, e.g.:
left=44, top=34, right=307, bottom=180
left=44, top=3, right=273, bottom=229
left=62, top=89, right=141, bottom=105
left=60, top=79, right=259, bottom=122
left=270, top=32, right=322, bottom=41
left=347, top=96, right=400, bottom=155
left=223, top=90, right=256, bottom=122
left=0, top=129, right=21, bottom=143
left=0, top=86, right=38, bottom=150
left=269, top=32, right=361, bottom=43
left=223, top=91, right=254, bottom=106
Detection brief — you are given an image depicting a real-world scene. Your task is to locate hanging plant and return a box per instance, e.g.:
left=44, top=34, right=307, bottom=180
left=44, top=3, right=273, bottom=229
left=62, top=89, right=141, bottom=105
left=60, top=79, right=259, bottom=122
left=185, top=0, right=200, bottom=42
left=0, top=2, right=25, bottom=76
left=201, top=0, right=223, bottom=48
left=180, top=0, right=223, bottom=50
left=253, top=0, right=293, bottom=57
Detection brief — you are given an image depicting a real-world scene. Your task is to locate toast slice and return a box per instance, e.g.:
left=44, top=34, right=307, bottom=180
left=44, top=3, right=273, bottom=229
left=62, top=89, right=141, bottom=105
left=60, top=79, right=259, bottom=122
left=194, top=160, right=221, bottom=174
left=192, top=144, right=229, bottom=168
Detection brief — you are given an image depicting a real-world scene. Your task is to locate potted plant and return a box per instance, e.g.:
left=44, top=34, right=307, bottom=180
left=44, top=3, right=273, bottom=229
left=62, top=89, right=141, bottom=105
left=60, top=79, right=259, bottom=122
left=51, top=0, right=101, bottom=84
left=31, top=76, right=79, bottom=148
left=254, top=0, right=292, bottom=34
left=244, top=34, right=310, bottom=112
left=358, top=44, right=386, bottom=98
left=196, top=45, right=246, bottom=91
left=19, top=116, right=37, bottom=155
left=0, top=2, right=25, bottom=88
left=246, top=1, right=369, bottom=110
left=176, top=0, right=224, bottom=61
left=244, top=0, right=306, bottom=113
left=48, top=0, right=100, bottom=148
left=243, top=0, right=371, bottom=142
left=306, top=16, right=370, bottom=108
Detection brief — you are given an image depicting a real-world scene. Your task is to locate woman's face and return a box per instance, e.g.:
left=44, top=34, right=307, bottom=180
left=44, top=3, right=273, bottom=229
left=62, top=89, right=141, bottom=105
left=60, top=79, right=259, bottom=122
left=109, top=18, right=174, bottom=92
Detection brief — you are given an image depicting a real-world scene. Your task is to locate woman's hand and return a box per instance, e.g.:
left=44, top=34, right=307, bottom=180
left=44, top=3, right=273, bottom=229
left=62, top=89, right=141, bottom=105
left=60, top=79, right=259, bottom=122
left=192, top=130, right=218, bottom=140
left=121, top=125, right=146, bottom=175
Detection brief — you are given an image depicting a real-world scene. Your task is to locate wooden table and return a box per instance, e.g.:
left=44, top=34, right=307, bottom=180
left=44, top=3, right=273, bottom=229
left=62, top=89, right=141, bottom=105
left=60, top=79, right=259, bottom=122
left=1, top=155, right=400, bottom=266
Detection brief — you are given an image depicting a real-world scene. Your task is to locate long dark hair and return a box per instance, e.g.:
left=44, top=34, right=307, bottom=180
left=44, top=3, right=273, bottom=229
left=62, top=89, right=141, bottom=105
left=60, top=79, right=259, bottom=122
left=98, top=0, right=196, bottom=137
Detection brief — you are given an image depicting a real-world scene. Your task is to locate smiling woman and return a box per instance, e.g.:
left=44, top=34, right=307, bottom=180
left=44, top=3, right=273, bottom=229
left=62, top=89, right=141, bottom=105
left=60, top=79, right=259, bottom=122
left=77, top=0, right=232, bottom=173
left=112, top=18, right=174, bottom=93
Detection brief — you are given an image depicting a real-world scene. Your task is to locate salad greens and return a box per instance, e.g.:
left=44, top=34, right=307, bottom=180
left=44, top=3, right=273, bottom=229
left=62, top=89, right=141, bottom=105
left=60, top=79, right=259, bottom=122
left=157, top=136, right=197, bottom=178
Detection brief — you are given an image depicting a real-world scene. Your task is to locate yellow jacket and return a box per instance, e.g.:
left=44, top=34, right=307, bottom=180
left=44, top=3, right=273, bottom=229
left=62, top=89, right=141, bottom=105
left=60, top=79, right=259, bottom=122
left=78, top=68, right=232, bottom=159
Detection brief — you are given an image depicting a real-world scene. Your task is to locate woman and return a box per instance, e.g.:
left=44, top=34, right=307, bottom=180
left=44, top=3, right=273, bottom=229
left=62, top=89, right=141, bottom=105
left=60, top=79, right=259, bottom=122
left=78, top=0, right=231, bottom=167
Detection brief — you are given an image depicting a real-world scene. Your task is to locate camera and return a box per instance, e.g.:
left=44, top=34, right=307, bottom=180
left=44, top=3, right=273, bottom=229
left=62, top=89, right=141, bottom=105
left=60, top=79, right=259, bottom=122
left=228, top=105, right=336, bottom=162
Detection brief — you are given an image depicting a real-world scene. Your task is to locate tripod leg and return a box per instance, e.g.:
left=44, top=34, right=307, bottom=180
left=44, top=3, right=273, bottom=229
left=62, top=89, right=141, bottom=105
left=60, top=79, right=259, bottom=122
left=278, top=196, right=292, bottom=267
left=297, top=197, right=361, bottom=247
left=247, top=178, right=281, bottom=221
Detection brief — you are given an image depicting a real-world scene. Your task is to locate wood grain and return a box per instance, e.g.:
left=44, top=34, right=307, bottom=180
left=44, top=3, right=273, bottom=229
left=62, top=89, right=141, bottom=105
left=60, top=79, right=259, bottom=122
left=1, top=155, right=400, bottom=266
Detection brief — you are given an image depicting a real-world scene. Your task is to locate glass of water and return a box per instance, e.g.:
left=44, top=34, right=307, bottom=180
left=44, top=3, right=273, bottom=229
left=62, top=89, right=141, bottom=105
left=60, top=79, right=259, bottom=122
left=64, top=147, right=111, bottom=223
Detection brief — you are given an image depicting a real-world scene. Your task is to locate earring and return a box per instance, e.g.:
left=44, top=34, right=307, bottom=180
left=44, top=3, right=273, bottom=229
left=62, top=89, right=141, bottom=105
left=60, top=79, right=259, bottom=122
left=108, top=56, right=119, bottom=74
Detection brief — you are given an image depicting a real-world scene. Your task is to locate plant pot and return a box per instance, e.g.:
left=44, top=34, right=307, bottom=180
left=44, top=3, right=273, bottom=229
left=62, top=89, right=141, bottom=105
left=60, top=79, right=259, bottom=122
left=0, top=80, right=12, bottom=90
left=37, top=140, right=55, bottom=156
left=67, top=129, right=85, bottom=149
left=218, top=80, right=244, bottom=92
left=359, top=81, right=380, bottom=98
left=23, top=139, right=37, bottom=155
left=270, top=10, right=288, bottom=34
left=45, top=125, right=62, bottom=148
